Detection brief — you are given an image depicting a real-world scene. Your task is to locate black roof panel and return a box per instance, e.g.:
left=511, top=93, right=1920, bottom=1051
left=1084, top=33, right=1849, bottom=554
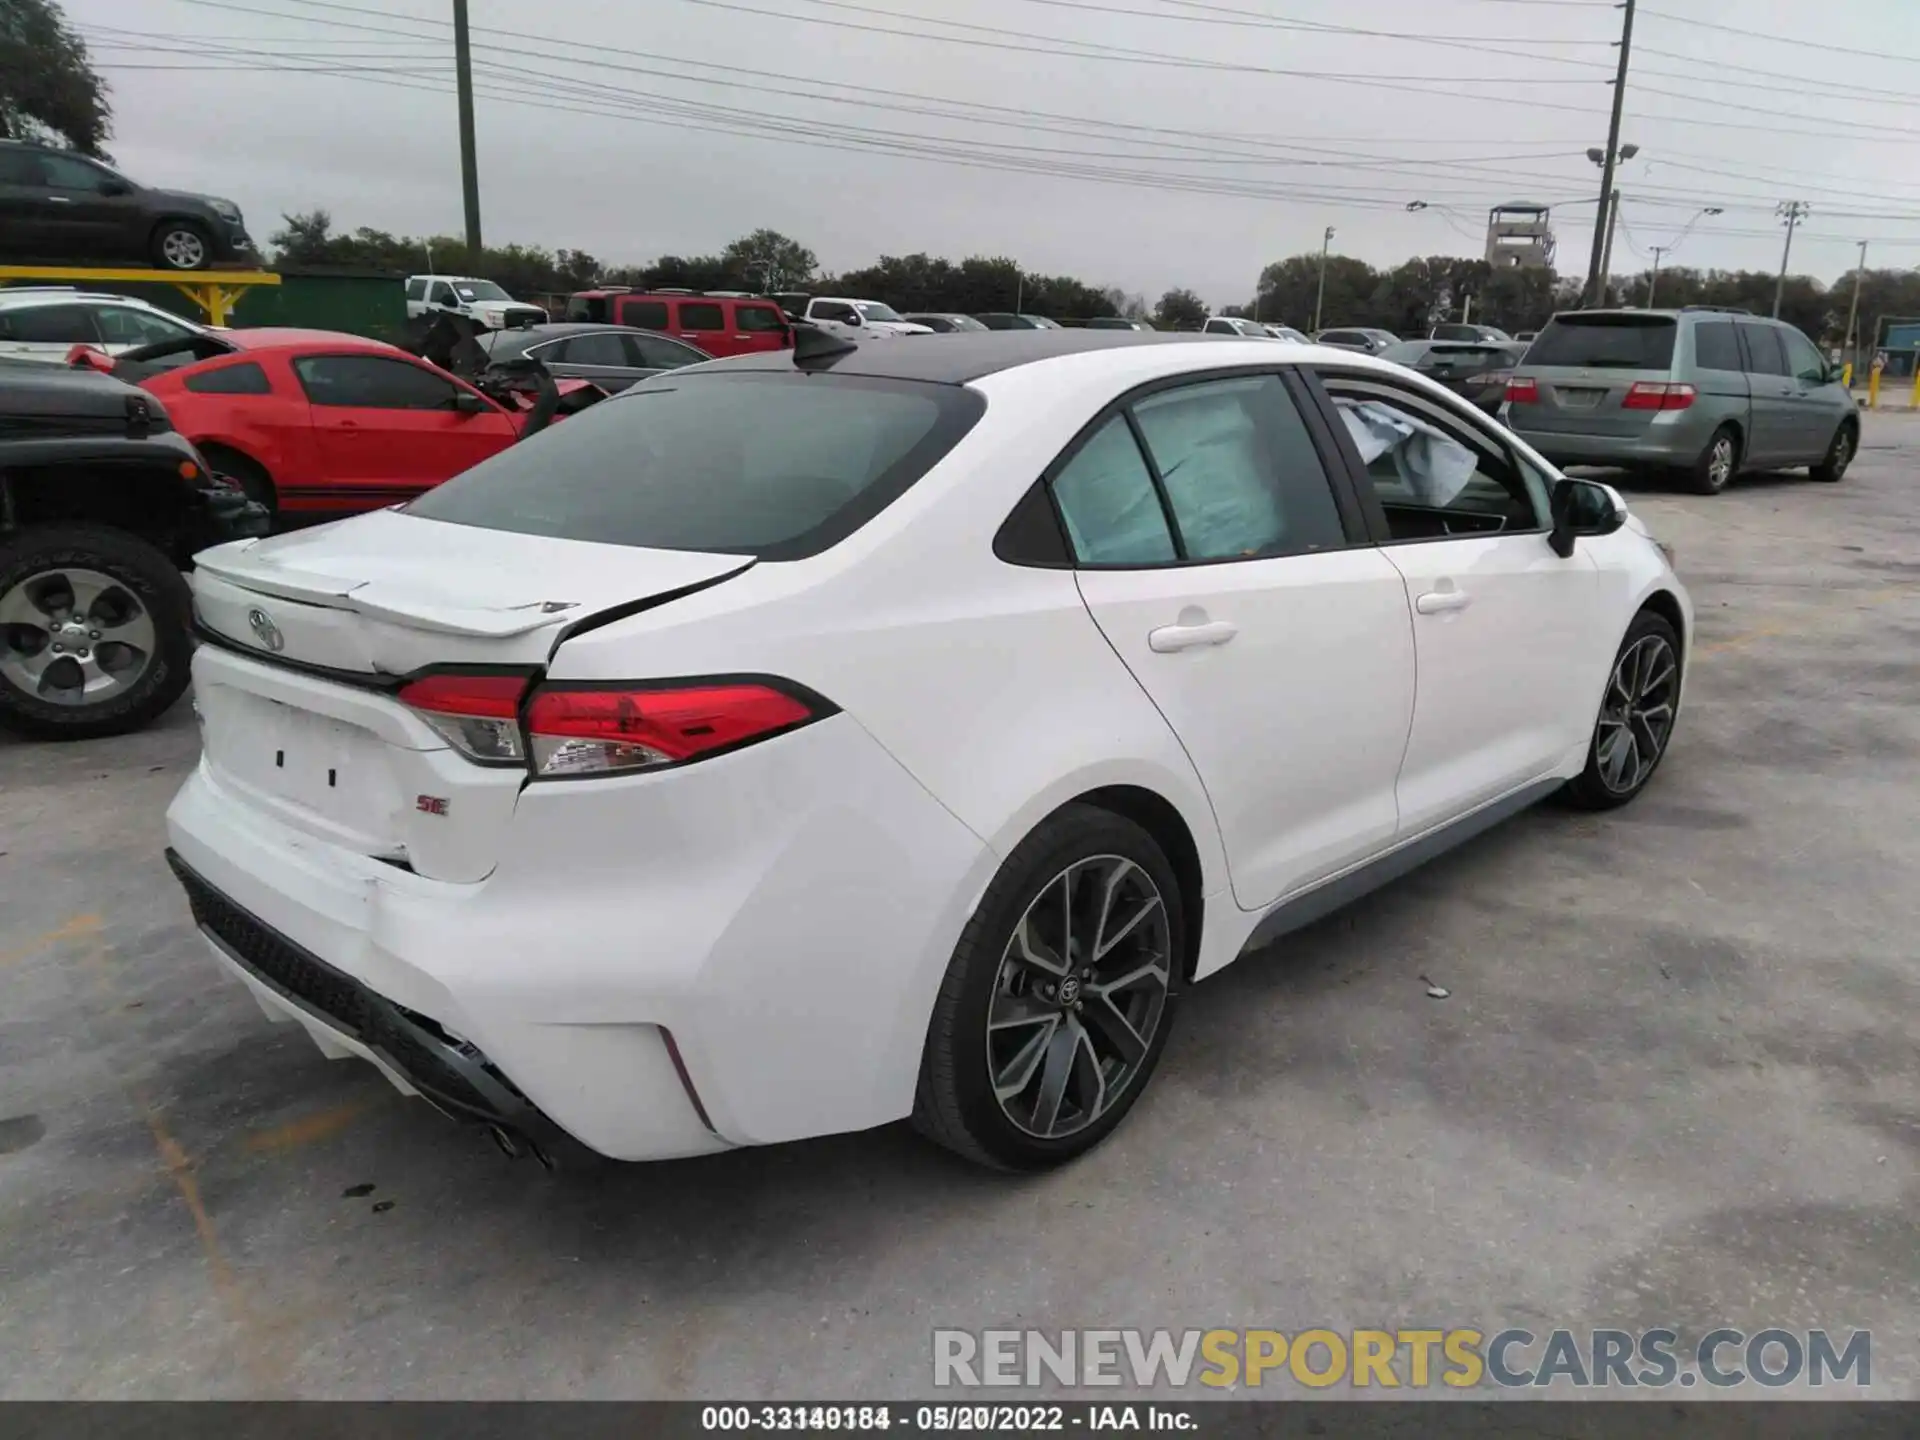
left=686, top=328, right=1240, bottom=385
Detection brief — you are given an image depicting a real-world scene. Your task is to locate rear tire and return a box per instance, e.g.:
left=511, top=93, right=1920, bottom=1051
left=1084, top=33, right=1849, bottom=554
left=151, top=220, right=213, bottom=271
left=0, top=525, right=193, bottom=741
left=1683, top=424, right=1740, bottom=495
left=200, top=445, right=277, bottom=518
left=1561, top=611, right=1682, bottom=811
left=913, top=804, right=1184, bottom=1171
left=1810, top=420, right=1856, bottom=483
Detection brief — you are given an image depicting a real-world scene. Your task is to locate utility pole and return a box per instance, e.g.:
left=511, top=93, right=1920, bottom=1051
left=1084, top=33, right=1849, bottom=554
left=1842, top=239, right=1868, bottom=373
left=1312, top=225, right=1334, bottom=332
left=1646, top=245, right=1668, bottom=307
left=1773, top=201, right=1807, bottom=318
left=453, top=0, right=482, bottom=254
left=1597, top=188, right=1621, bottom=304
left=1585, top=0, right=1637, bottom=306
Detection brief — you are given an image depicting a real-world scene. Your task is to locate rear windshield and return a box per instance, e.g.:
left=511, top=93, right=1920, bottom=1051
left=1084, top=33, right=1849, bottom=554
left=1525, top=316, right=1676, bottom=369
left=405, top=372, right=984, bottom=560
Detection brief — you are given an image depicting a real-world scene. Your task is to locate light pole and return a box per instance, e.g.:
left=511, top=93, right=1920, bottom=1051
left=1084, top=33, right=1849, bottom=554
left=1312, top=226, right=1335, bottom=333
left=1646, top=206, right=1722, bottom=307
left=1586, top=143, right=1638, bottom=306
left=1843, top=239, right=1869, bottom=378
left=1584, top=0, right=1638, bottom=306
left=1774, top=201, right=1809, bottom=318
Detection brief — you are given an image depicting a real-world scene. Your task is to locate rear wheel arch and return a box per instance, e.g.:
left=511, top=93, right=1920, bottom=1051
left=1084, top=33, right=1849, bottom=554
left=196, top=442, right=276, bottom=514
left=1067, top=785, right=1205, bottom=983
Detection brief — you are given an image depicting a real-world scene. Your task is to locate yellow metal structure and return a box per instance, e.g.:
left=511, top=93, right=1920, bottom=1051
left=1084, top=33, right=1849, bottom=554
left=1868, top=366, right=1882, bottom=410
left=0, top=265, right=280, bottom=326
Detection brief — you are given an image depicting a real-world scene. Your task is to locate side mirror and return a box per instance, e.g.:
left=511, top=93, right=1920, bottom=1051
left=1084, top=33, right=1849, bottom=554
left=1548, top=477, right=1627, bottom=557
left=451, top=390, right=491, bottom=416
left=100, top=180, right=132, bottom=197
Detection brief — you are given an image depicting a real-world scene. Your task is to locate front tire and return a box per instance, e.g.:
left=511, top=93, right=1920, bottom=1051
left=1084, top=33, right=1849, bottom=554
left=1810, top=420, right=1856, bottom=483
left=0, top=526, right=193, bottom=741
left=1562, top=611, right=1682, bottom=811
left=913, top=804, right=1184, bottom=1171
left=1684, top=424, right=1740, bottom=495
left=152, top=220, right=213, bottom=271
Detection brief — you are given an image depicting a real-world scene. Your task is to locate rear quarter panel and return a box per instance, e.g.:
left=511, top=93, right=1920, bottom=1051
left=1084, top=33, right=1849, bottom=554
left=144, top=352, right=322, bottom=491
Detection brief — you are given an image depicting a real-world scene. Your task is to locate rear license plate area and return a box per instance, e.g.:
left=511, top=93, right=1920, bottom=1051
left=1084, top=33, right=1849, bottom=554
left=202, top=688, right=397, bottom=840
left=1557, top=387, right=1606, bottom=408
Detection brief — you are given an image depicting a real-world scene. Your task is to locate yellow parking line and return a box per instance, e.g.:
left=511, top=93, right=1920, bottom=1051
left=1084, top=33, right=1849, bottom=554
left=0, top=913, right=101, bottom=967
left=243, top=1097, right=380, bottom=1154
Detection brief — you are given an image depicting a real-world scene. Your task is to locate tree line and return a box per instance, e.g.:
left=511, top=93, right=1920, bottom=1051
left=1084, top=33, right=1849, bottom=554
left=270, top=211, right=1914, bottom=347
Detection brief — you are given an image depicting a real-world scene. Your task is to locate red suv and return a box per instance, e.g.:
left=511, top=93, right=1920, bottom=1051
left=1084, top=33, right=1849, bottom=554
left=563, top=290, right=791, bottom=358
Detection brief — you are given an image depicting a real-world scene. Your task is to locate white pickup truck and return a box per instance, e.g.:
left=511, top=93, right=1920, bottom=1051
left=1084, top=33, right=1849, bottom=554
left=799, top=297, right=933, bottom=338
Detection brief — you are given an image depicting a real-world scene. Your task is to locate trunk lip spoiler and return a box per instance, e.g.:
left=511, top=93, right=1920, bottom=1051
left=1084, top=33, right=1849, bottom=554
left=189, top=556, right=759, bottom=689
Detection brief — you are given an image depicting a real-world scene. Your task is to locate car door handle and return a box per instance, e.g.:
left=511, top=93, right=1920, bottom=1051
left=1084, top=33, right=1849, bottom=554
left=1148, top=619, right=1238, bottom=653
left=47, top=195, right=72, bottom=204
left=1415, top=589, right=1472, bottom=615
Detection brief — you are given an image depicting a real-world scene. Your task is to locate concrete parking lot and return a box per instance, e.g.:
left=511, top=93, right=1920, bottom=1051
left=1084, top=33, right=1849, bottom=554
left=3, top=422, right=1919, bottom=1400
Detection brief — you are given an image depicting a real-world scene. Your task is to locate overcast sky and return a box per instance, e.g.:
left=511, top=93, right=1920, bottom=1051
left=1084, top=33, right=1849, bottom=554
left=65, top=0, right=1920, bottom=306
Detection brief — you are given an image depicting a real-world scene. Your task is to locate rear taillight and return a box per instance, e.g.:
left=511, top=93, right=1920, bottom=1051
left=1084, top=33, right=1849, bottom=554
left=1622, top=381, right=1697, bottom=411
left=525, top=681, right=825, bottom=778
left=401, top=672, right=830, bottom=776
left=1504, top=376, right=1539, bottom=404
left=399, top=671, right=533, bottom=765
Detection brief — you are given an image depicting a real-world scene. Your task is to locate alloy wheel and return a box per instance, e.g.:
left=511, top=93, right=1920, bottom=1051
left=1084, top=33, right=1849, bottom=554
left=1595, top=634, right=1677, bottom=795
left=0, top=567, right=157, bottom=707
left=1828, top=429, right=1853, bottom=477
left=987, top=855, right=1172, bottom=1139
left=1708, top=436, right=1735, bottom=489
left=161, top=229, right=207, bottom=269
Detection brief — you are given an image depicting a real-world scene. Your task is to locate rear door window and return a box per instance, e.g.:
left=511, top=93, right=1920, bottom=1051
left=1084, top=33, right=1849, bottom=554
left=94, top=306, right=195, bottom=346
left=1738, top=323, right=1788, bottom=376
left=627, top=334, right=704, bottom=369
left=680, top=302, right=726, bottom=332
left=1525, top=316, right=1676, bottom=369
left=0, top=304, right=100, bottom=344
left=1693, top=320, right=1741, bottom=372
left=620, top=299, right=670, bottom=330
left=406, top=373, right=984, bottom=560
left=1050, top=416, right=1177, bottom=565
left=556, top=331, right=629, bottom=367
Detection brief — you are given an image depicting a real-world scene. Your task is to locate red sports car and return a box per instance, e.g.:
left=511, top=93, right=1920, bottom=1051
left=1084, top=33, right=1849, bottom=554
left=72, top=329, right=549, bottom=519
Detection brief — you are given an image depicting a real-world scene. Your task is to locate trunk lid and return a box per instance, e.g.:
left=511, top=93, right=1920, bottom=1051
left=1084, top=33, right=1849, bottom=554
left=189, top=509, right=751, bottom=882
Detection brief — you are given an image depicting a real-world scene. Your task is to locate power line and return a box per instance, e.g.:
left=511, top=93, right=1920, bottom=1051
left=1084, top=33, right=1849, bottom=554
left=160, top=2, right=1603, bottom=156
left=1638, top=8, right=1920, bottom=64
left=1018, top=0, right=1615, bottom=66
left=90, top=49, right=1583, bottom=214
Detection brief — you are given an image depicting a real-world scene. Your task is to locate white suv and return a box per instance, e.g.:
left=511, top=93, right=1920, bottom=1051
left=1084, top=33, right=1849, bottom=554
left=0, top=289, right=209, bottom=364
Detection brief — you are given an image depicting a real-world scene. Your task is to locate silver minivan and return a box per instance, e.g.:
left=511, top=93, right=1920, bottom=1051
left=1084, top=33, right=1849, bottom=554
left=1504, top=308, right=1858, bottom=494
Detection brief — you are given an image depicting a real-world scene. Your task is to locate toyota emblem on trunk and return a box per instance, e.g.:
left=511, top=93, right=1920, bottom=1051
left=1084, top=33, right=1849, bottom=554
left=247, top=607, right=285, bottom=652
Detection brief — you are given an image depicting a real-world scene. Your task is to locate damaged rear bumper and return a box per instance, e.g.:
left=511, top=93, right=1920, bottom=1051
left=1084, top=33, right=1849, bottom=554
left=166, top=848, right=579, bottom=1164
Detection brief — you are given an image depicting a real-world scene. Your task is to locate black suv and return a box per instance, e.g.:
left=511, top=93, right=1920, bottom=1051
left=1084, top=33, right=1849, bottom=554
left=0, top=141, right=253, bottom=272
left=0, top=362, right=268, bottom=739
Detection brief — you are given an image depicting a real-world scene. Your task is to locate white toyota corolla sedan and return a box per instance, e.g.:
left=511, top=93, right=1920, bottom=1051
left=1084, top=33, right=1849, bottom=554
left=166, top=329, right=1691, bottom=1172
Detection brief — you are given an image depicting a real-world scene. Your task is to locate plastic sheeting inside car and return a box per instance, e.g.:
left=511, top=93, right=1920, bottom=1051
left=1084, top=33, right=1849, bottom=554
left=1337, top=398, right=1479, bottom=508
